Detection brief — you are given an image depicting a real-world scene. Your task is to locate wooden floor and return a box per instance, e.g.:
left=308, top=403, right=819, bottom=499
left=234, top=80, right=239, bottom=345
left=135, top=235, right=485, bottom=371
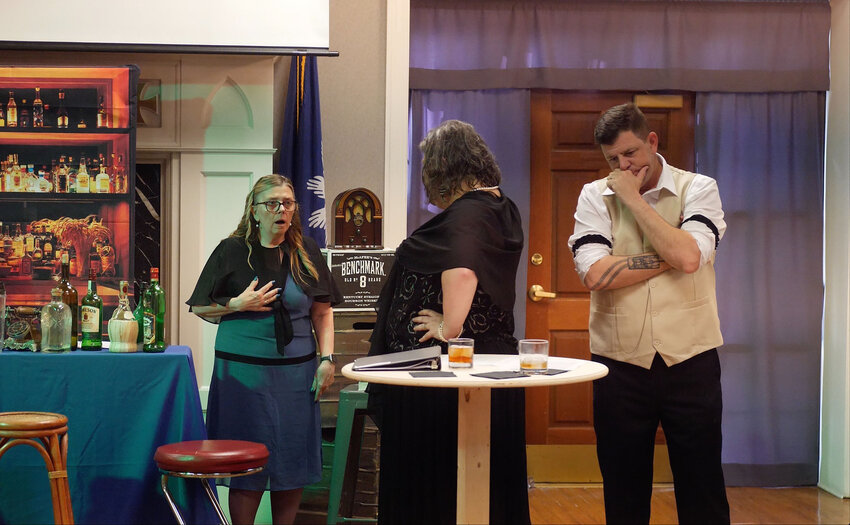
left=528, top=485, right=850, bottom=525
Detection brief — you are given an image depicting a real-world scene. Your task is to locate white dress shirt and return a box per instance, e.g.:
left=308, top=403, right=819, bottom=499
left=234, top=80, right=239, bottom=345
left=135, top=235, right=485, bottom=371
left=568, top=154, right=726, bottom=283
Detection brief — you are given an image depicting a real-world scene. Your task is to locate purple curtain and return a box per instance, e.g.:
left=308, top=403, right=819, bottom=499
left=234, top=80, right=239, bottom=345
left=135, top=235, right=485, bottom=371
left=409, top=89, right=530, bottom=337
left=695, top=92, right=825, bottom=485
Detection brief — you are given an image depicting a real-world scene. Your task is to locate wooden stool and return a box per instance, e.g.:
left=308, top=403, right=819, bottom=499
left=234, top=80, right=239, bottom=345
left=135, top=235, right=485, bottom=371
left=154, top=439, right=269, bottom=525
left=0, top=411, right=74, bottom=524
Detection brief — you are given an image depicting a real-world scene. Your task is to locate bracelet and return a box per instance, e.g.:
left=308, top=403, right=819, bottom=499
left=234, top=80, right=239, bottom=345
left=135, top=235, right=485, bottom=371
left=437, top=321, right=461, bottom=342
left=437, top=321, right=447, bottom=342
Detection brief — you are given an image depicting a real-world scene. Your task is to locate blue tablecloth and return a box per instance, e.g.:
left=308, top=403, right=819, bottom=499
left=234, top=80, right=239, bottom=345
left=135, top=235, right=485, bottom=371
left=0, top=346, right=219, bottom=525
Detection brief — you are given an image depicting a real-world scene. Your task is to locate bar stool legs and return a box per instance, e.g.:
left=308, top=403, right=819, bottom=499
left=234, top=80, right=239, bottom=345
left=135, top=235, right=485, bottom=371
left=0, top=411, right=74, bottom=525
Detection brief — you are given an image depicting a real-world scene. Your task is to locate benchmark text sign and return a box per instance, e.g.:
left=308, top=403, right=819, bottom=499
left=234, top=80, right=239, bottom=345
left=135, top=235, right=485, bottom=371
left=327, top=249, right=395, bottom=311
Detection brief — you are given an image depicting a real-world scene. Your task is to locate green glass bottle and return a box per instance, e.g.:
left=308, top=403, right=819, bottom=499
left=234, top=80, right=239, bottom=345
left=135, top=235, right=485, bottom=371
left=142, top=267, right=166, bottom=352
left=134, top=281, right=147, bottom=344
left=80, top=267, right=103, bottom=350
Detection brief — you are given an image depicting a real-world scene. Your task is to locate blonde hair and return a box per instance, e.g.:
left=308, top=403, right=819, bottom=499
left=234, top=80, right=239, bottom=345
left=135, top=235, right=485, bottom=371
left=230, top=174, right=319, bottom=285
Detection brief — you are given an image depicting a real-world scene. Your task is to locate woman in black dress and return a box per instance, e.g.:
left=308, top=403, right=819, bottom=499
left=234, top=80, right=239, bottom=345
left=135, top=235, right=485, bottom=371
left=368, top=120, right=530, bottom=525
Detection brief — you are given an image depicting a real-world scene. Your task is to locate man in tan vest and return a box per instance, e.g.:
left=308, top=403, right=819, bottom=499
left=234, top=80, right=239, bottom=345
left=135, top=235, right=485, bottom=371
left=568, top=103, right=729, bottom=525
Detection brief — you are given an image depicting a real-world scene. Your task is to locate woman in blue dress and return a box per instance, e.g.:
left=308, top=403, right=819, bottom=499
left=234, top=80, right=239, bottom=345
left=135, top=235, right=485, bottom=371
left=187, top=174, right=340, bottom=524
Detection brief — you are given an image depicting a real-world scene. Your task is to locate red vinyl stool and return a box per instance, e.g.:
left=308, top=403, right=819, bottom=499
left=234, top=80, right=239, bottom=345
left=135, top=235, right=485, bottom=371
left=154, top=440, right=269, bottom=525
left=0, top=411, right=74, bottom=524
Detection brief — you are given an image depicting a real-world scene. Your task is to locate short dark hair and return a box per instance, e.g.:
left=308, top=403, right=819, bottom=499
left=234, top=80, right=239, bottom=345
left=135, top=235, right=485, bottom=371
left=419, top=120, right=501, bottom=203
left=594, top=103, right=650, bottom=145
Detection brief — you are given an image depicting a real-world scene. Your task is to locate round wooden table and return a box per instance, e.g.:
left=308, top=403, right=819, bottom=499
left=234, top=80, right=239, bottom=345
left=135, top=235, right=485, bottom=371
left=342, top=353, right=608, bottom=524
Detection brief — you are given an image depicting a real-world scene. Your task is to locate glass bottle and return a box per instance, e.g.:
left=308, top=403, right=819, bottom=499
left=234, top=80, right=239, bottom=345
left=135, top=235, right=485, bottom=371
left=40, top=288, right=72, bottom=352
left=12, top=223, right=24, bottom=257
left=6, top=91, right=17, bottom=128
left=76, top=155, right=90, bottom=193
left=108, top=280, right=139, bottom=352
left=80, top=267, right=103, bottom=350
left=114, top=154, right=127, bottom=194
left=18, top=99, right=30, bottom=128
left=24, top=224, right=34, bottom=254
left=56, top=156, right=68, bottom=193
left=20, top=249, right=33, bottom=276
left=32, top=87, right=44, bottom=127
left=95, top=162, right=110, bottom=193
left=56, top=90, right=68, bottom=129
left=143, top=268, right=166, bottom=352
left=133, top=281, right=147, bottom=344
left=0, top=100, right=5, bottom=127
left=32, top=238, right=43, bottom=265
left=56, top=252, right=79, bottom=349
left=2, top=224, right=12, bottom=257
left=96, top=95, right=109, bottom=128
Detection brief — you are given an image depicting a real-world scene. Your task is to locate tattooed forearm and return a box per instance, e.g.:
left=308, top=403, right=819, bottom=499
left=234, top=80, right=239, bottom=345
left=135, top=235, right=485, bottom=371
left=587, top=254, right=665, bottom=291
left=627, top=254, right=663, bottom=270
left=588, top=259, right=629, bottom=290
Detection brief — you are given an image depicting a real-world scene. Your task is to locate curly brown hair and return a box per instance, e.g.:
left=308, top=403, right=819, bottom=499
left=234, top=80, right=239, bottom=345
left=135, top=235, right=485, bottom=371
left=419, top=120, right=501, bottom=205
left=230, top=174, right=318, bottom=285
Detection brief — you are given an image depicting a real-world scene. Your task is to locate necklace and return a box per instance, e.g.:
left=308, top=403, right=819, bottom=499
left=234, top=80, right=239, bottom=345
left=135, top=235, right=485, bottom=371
left=470, top=185, right=499, bottom=192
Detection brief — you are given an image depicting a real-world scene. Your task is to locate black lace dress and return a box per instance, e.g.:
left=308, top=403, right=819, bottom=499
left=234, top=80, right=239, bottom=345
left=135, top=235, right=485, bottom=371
left=367, top=190, right=530, bottom=525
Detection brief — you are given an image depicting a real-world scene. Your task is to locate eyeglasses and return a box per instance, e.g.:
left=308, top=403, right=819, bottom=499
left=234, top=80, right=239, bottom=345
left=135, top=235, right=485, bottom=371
left=254, top=200, right=297, bottom=213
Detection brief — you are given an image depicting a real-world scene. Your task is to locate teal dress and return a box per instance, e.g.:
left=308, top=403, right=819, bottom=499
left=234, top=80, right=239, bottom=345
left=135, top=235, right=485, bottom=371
left=187, top=237, right=340, bottom=491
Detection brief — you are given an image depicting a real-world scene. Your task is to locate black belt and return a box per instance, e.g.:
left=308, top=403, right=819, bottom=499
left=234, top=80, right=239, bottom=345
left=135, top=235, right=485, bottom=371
left=215, top=350, right=316, bottom=366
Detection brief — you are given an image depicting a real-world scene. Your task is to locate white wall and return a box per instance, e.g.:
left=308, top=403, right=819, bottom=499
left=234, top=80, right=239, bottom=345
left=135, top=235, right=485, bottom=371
left=821, top=0, right=850, bottom=499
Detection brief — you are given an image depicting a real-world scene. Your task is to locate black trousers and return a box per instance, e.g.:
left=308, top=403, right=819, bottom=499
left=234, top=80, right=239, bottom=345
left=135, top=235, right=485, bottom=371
left=592, top=350, right=730, bottom=525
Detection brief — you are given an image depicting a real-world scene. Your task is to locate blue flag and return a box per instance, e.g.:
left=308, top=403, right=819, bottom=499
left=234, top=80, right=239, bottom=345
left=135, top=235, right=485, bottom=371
left=280, top=55, right=326, bottom=247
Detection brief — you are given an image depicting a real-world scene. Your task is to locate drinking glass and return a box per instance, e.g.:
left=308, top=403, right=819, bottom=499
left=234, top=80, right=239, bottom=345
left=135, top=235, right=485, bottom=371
left=518, top=339, right=549, bottom=375
left=448, top=337, right=474, bottom=368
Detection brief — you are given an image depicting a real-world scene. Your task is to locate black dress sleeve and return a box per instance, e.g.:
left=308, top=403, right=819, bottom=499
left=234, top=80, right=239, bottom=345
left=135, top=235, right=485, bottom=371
left=185, top=238, right=238, bottom=310
left=301, top=237, right=343, bottom=306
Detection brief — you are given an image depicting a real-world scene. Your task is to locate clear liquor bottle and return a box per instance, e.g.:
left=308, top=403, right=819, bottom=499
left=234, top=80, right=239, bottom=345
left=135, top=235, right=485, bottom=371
left=56, top=252, right=79, bottom=349
left=80, top=267, right=103, bottom=350
left=12, top=223, right=24, bottom=257
left=143, top=268, right=166, bottom=352
left=76, top=155, right=90, bottom=193
left=6, top=91, right=17, bottom=127
left=95, top=162, right=110, bottom=193
left=56, top=90, right=69, bottom=129
left=32, top=87, right=44, bottom=127
left=41, top=288, right=72, bottom=352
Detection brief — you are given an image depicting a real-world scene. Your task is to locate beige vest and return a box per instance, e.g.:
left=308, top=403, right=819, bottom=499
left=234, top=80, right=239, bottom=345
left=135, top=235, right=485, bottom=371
left=588, top=166, right=723, bottom=369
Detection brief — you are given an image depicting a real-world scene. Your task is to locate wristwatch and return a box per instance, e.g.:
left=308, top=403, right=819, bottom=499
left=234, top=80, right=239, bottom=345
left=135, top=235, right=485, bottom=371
left=320, top=354, right=337, bottom=365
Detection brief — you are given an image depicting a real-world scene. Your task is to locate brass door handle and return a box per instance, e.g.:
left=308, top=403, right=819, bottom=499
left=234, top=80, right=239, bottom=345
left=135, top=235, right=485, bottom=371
left=528, top=284, right=556, bottom=302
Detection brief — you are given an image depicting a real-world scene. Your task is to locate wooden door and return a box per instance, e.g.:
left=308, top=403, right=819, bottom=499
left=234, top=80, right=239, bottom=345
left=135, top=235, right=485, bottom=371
left=525, top=91, right=695, bottom=452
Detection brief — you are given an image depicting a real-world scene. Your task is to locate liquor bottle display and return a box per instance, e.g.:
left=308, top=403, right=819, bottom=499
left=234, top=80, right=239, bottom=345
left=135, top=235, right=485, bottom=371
left=56, top=252, right=79, bottom=349
left=142, top=268, right=166, bottom=352
left=40, top=288, right=72, bottom=352
left=80, top=267, right=103, bottom=350
left=1, top=65, right=137, bottom=336
left=108, top=280, right=138, bottom=352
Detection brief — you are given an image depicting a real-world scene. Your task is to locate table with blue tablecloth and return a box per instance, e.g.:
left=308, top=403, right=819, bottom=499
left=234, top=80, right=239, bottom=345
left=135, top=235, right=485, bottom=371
left=0, top=345, right=219, bottom=525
